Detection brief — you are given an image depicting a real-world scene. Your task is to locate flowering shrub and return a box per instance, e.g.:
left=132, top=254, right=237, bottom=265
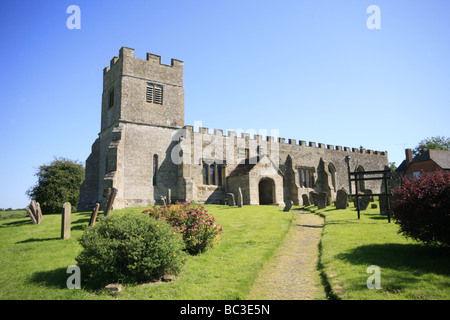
left=143, top=202, right=223, bottom=254
left=392, top=169, right=450, bottom=247
left=76, top=213, right=186, bottom=286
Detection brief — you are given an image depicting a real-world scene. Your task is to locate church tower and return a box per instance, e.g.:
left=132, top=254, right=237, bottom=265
left=101, top=46, right=184, bottom=130
left=78, top=47, right=184, bottom=211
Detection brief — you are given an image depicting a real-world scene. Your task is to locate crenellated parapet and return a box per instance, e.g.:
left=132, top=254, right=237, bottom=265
left=181, top=125, right=387, bottom=156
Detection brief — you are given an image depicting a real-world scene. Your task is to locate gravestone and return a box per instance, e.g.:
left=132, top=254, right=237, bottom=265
left=104, top=188, right=118, bottom=216
left=302, top=194, right=310, bottom=206
left=26, top=208, right=37, bottom=224
left=27, top=200, right=43, bottom=224
left=283, top=200, right=293, bottom=212
left=89, top=203, right=100, bottom=227
left=309, top=191, right=318, bottom=206
left=358, top=195, right=370, bottom=210
left=335, top=189, right=348, bottom=209
left=237, top=188, right=243, bottom=208
left=364, top=189, right=374, bottom=202
left=61, top=202, right=71, bottom=240
left=227, top=193, right=235, bottom=206
left=318, top=192, right=327, bottom=209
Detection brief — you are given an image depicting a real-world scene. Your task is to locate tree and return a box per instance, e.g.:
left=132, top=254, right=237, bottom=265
left=392, top=169, right=450, bottom=247
left=413, top=136, right=450, bottom=157
left=26, top=157, right=85, bottom=214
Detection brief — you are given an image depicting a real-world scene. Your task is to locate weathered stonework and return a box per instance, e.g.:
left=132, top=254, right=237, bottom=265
left=78, top=47, right=389, bottom=211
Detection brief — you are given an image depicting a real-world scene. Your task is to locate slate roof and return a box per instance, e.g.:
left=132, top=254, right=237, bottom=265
left=228, top=155, right=283, bottom=177
left=413, top=149, right=450, bottom=169
left=395, top=149, right=450, bottom=174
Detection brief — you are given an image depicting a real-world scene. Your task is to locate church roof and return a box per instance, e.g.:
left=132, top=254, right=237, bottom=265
left=228, top=155, right=283, bottom=177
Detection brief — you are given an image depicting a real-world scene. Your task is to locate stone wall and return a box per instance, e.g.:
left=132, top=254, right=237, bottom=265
left=79, top=47, right=389, bottom=211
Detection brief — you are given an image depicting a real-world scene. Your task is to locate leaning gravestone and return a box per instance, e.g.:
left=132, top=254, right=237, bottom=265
left=227, top=193, right=235, bottom=206
left=237, top=188, right=243, bottom=208
left=309, top=191, right=318, bottom=206
left=358, top=195, right=370, bottom=210
left=26, top=200, right=43, bottom=224
left=302, top=194, right=310, bottom=206
left=89, top=203, right=100, bottom=227
left=104, top=188, right=118, bottom=216
left=61, top=202, right=71, bottom=240
left=283, top=200, right=293, bottom=212
left=318, top=192, right=327, bottom=209
left=335, top=189, right=348, bottom=209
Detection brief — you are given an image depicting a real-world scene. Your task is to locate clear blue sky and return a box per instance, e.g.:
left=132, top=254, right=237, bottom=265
left=1, top=0, right=449, bottom=209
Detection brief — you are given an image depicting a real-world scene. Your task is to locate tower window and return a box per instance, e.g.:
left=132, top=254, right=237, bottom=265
left=109, top=89, right=114, bottom=108
left=153, top=154, right=158, bottom=186
left=146, top=83, right=163, bottom=105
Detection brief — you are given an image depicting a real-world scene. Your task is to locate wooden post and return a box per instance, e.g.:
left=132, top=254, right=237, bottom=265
left=355, top=174, right=360, bottom=219
left=89, top=203, right=100, bottom=227
left=384, top=172, right=391, bottom=223
left=61, top=202, right=71, bottom=240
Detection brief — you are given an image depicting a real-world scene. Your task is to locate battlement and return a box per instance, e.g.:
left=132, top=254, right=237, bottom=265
left=182, top=125, right=387, bottom=156
left=103, top=47, right=183, bottom=75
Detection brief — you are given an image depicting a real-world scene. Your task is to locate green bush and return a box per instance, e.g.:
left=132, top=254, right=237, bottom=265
left=76, top=213, right=186, bottom=286
left=143, top=202, right=223, bottom=255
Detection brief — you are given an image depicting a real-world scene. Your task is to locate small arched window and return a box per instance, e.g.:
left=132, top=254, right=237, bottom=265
left=203, top=163, right=209, bottom=185
left=328, top=163, right=336, bottom=191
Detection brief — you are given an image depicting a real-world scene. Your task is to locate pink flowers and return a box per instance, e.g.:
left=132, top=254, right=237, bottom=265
left=142, top=202, right=223, bottom=254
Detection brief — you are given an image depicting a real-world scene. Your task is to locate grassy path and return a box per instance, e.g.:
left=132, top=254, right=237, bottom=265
left=247, top=211, right=326, bottom=300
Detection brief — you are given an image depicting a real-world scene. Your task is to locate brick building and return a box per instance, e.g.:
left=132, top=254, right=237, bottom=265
left=396, top=148, right=450, bottom=180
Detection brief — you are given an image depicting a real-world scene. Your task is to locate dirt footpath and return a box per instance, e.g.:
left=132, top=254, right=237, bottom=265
left=247, top=211, right=325, bottom=300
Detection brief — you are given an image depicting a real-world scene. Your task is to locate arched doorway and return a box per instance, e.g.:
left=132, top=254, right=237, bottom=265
left=259, top=178, right=275, bottom=205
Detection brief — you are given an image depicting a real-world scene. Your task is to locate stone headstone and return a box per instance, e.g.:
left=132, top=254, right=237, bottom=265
left=27, top=200, right=42, bottom=224
left=104, top=188, right=118, bottom=216
left=309, top=191, right=318, bottom=206
left=318, top=192, right=327, bottom=209
left=105, top=283, right=122, bottom=295
left=61, top=202, right=71, bottom=240
left=237, top=188, right=243, bottom=208
left=89, top=203, right=100, bottom=227
left=302, top=194, right=310, bottom=206
left=26, top=207, right=37, bottom=224
left=227, top=193, right=235, bottom=206
left=335, top=189, right=348, bottom=209
left=364, top=189, right=374, bottom=202
left=283, top=200, right=293, bottom=212
left=358, top=195, right=370, bottom=210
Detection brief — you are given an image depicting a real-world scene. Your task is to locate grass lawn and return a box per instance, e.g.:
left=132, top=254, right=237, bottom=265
left=305, top=201, right=450, bottom=300
left=0, top=205, right=293, bottom=300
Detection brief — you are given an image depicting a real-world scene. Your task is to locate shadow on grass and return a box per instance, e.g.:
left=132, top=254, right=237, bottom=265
left=28, top=267, right=70, bottom=290
left=16, top=237, right=60, bottom=244
left=0, top=220, right=32, bottom=228
left=336, top=243, right=450, bottom=276
left=29, top=266, right=107, bottom=291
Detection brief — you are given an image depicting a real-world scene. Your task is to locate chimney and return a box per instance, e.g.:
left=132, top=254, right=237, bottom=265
left=405, top=148, right=413, bottom=166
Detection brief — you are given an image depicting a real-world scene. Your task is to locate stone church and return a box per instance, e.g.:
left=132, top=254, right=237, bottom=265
left=78, top=47, right=389, bottom=211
